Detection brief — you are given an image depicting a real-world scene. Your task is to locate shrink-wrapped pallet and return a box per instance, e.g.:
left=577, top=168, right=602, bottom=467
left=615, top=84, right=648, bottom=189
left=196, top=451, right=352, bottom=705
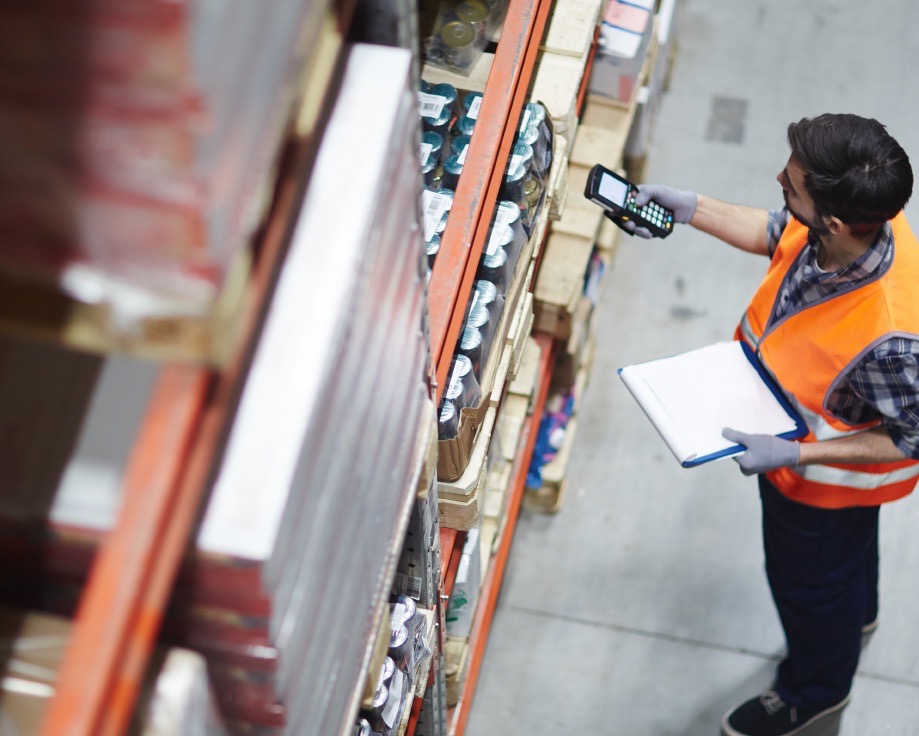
left=0, top=0, right=323, bottom=337
left=0, top=42, right=432, bottom=736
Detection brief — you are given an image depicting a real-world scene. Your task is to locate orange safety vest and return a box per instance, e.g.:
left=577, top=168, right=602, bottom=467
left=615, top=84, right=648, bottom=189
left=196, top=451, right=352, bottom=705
left=736, top=213, right=919, bottom=509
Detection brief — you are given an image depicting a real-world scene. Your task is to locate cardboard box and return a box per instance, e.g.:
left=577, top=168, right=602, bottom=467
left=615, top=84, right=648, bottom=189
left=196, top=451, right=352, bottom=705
left=588, top=0, right=654, bottom=103
left=437, top=399, right=490, bottom=482
left=0, top=608, right=66, bottom=736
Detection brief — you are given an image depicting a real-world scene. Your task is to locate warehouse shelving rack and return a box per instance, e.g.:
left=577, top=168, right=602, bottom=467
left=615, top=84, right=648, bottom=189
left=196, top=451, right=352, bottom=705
left=427, top=0, right=554, bottom=404
left=445, top=333, right=555, bottom=736
left=35, top=1, right=361, bottom=734
left=421, top=0, right=568, bottom=732
left=22, top=0, right=598, bottom=732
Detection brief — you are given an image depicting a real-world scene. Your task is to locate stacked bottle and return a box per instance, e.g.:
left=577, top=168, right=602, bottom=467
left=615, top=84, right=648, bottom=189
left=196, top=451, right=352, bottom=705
left=426, top=94, right=553, bottom=444
left=498, top=101, right=553, bottom=235
left=439, top=278, right=508, bottom=441
left=356, top=594, right=431, bottom=734
left=418, top=80, right=463, bottom=283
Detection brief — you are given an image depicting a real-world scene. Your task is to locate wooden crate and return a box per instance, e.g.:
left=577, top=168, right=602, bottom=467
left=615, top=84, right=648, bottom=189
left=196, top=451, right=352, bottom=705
left=438, top=406, right=496, bottom=531
left=532, top=232, right=594, bottom=339
left=541, top=0, right=603, bottom=59
left=547, top=143, right=572, bottom=222
left=480, top=337, right=541, bottom=550
left=444, top=637, right=469, bottom=708
left=439, top=281, right=534, bottom=530
left=530, top=51, right=589, bottom=139
left=436, top=236, right=534, bottom=482
left=421, top=51, right=494, bottom=93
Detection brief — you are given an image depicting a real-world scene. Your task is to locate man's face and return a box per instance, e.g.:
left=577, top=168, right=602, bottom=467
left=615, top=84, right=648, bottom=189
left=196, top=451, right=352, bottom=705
left=777, top=155, right=830, bottom=236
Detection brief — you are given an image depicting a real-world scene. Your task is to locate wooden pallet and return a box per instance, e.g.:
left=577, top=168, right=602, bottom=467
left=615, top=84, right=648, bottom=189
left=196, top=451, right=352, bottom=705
left=530, top=0, right=602, bottom=138
left=0, top=6, right=347, bottom=367
left=395, top=608, right=438, bottom=736
left=438, top=405, right=495, bottom=530
left=532, top=73, right=645, bottom=341
left=443, top=637, right=469, bottom=708
left=438, top=290, right=534, bottom=530
left=435, top=251, right=534, bottom=482
left=479, top=335, right=541, bottom=555
left=523, top=412, right=577, bottom=515
left=540, top=0, right=603, bottom=60
left=524, top=317, right=595, bottom=515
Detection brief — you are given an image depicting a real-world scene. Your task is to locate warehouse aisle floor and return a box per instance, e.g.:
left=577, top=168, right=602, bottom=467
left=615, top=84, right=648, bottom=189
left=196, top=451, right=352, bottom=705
left=467, top=0, right=919, bottom=734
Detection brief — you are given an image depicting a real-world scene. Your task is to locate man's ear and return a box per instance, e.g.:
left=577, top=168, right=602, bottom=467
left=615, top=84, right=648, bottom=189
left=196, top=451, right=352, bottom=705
left=827, top=215, right=846, bottom=235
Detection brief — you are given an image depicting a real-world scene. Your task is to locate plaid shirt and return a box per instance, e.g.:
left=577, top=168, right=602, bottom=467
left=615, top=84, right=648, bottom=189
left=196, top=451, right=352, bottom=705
left=765, top=208, right=919, bottom=458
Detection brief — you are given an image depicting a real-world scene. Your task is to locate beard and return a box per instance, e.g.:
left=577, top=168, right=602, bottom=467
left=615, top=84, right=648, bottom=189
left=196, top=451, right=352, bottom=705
left=784, top=193, right=830, bottom=236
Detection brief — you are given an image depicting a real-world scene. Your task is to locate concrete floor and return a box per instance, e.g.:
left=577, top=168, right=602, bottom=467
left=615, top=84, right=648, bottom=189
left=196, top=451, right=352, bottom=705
left=467, top=0, right=919, bottom=734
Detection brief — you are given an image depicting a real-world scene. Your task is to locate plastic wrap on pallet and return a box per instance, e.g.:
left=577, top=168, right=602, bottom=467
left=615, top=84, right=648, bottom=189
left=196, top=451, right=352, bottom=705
left=587, top=0, right=655, bottom=103
left=0, top=607, right=228, bottom=736
left=0, top=43, right=431, bottom=736
left=131, top=649, right=229, bottom=736
left=352, top=0, right=421, bottom=50
left=192, top=43, right=430, bottom=736
left=0, top=0, right=323, bottom=323
left=419, top=0, right=509, bottom=76
left=525, top=391, right=575, bottom=489
left=435, top=102, right=552, bottom=480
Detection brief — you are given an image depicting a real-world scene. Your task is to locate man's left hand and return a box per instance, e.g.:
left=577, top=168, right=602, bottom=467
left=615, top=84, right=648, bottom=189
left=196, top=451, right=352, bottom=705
left=722, top=428, right=801, bottom=476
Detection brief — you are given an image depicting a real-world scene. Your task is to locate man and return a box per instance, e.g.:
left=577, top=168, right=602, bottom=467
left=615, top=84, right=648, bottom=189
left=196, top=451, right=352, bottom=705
left=623, top=113, right=919, bottom=736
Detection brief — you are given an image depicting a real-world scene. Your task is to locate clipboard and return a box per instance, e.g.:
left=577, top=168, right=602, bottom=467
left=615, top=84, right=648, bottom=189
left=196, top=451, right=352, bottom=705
left=618, top=341, right=808, bottom=468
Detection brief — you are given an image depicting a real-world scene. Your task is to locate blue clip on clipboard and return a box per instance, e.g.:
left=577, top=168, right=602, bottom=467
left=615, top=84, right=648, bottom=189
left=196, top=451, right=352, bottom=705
left=618, top=341, right=809, bottom=469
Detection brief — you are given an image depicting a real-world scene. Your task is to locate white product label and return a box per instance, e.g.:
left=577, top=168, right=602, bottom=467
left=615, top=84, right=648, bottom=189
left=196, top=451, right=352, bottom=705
left=457, top=142, right=469, bottom=165
left=418, top=92, right=446, bottom=119
left=449, top=373, right=464, bottom=398
left=494, top=203, right=514, bottom=231
left=420, top=142, right=433, bottom=166
left=487, top=205, right=514, bottom=255
left=382, top=671, right=404, bottom=727
left=487, top=223, right=507, bottom=255
left=422, top=190, right=450, bottom=242
left=518, top=108, right=532, bottom=134
left=468, top=95, right=482, bottom=120
left=393, top=573, right=423, bottom=600
left=391, top=603, right=406, bottom=630
left=510, top=153, right=524, bottom=171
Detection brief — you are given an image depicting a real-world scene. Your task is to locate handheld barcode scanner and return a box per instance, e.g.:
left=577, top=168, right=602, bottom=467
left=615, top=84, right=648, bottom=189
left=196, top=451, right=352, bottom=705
left=584, top=164, right=674, bottom=238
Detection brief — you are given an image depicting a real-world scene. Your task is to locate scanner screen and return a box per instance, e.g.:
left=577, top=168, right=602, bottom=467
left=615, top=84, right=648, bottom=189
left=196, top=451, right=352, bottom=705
left=598, top=173, right=628, bottom=206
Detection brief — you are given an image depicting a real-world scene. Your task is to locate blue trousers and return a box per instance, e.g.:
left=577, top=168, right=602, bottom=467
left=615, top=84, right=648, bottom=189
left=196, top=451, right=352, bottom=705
left=759, top=475, right=879, bottom=709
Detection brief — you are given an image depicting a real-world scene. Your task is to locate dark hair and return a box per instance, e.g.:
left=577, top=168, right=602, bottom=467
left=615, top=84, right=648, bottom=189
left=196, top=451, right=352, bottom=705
left=787, top=114, right=913, bottom=228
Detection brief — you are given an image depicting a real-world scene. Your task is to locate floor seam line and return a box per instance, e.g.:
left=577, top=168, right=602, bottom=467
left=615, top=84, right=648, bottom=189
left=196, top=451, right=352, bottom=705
left=509, top=605, right=919, bottom=689
left=510, top=604, right=781, bottom=660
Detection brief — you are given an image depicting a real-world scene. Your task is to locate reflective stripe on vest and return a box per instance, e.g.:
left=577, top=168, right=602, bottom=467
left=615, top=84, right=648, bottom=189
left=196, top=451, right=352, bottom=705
left=738, top=212, right=919, bottom=508
left=794, top=461, right=919, bottom=490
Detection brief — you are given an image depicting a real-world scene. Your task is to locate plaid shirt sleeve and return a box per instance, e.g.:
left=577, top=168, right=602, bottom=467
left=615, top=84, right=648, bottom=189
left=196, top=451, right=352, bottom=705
left=836, top=337, right=919, bottom=459
left=766, top=207, right=790, bottom=257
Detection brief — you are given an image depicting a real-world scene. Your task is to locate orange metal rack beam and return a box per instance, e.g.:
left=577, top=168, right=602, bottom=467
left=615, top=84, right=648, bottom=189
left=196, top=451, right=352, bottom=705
left=427, top=0, right=554, bottom=404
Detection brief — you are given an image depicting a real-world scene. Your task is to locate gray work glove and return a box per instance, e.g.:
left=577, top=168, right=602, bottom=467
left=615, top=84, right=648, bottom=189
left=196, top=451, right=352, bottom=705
left=721, top=428, right=800, bottom=476
left=613, top=184, right=698, bottom=239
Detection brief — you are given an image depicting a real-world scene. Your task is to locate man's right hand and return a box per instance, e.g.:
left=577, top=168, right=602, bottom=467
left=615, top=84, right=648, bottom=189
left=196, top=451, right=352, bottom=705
left=614, top=183, right=698, bottom=239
